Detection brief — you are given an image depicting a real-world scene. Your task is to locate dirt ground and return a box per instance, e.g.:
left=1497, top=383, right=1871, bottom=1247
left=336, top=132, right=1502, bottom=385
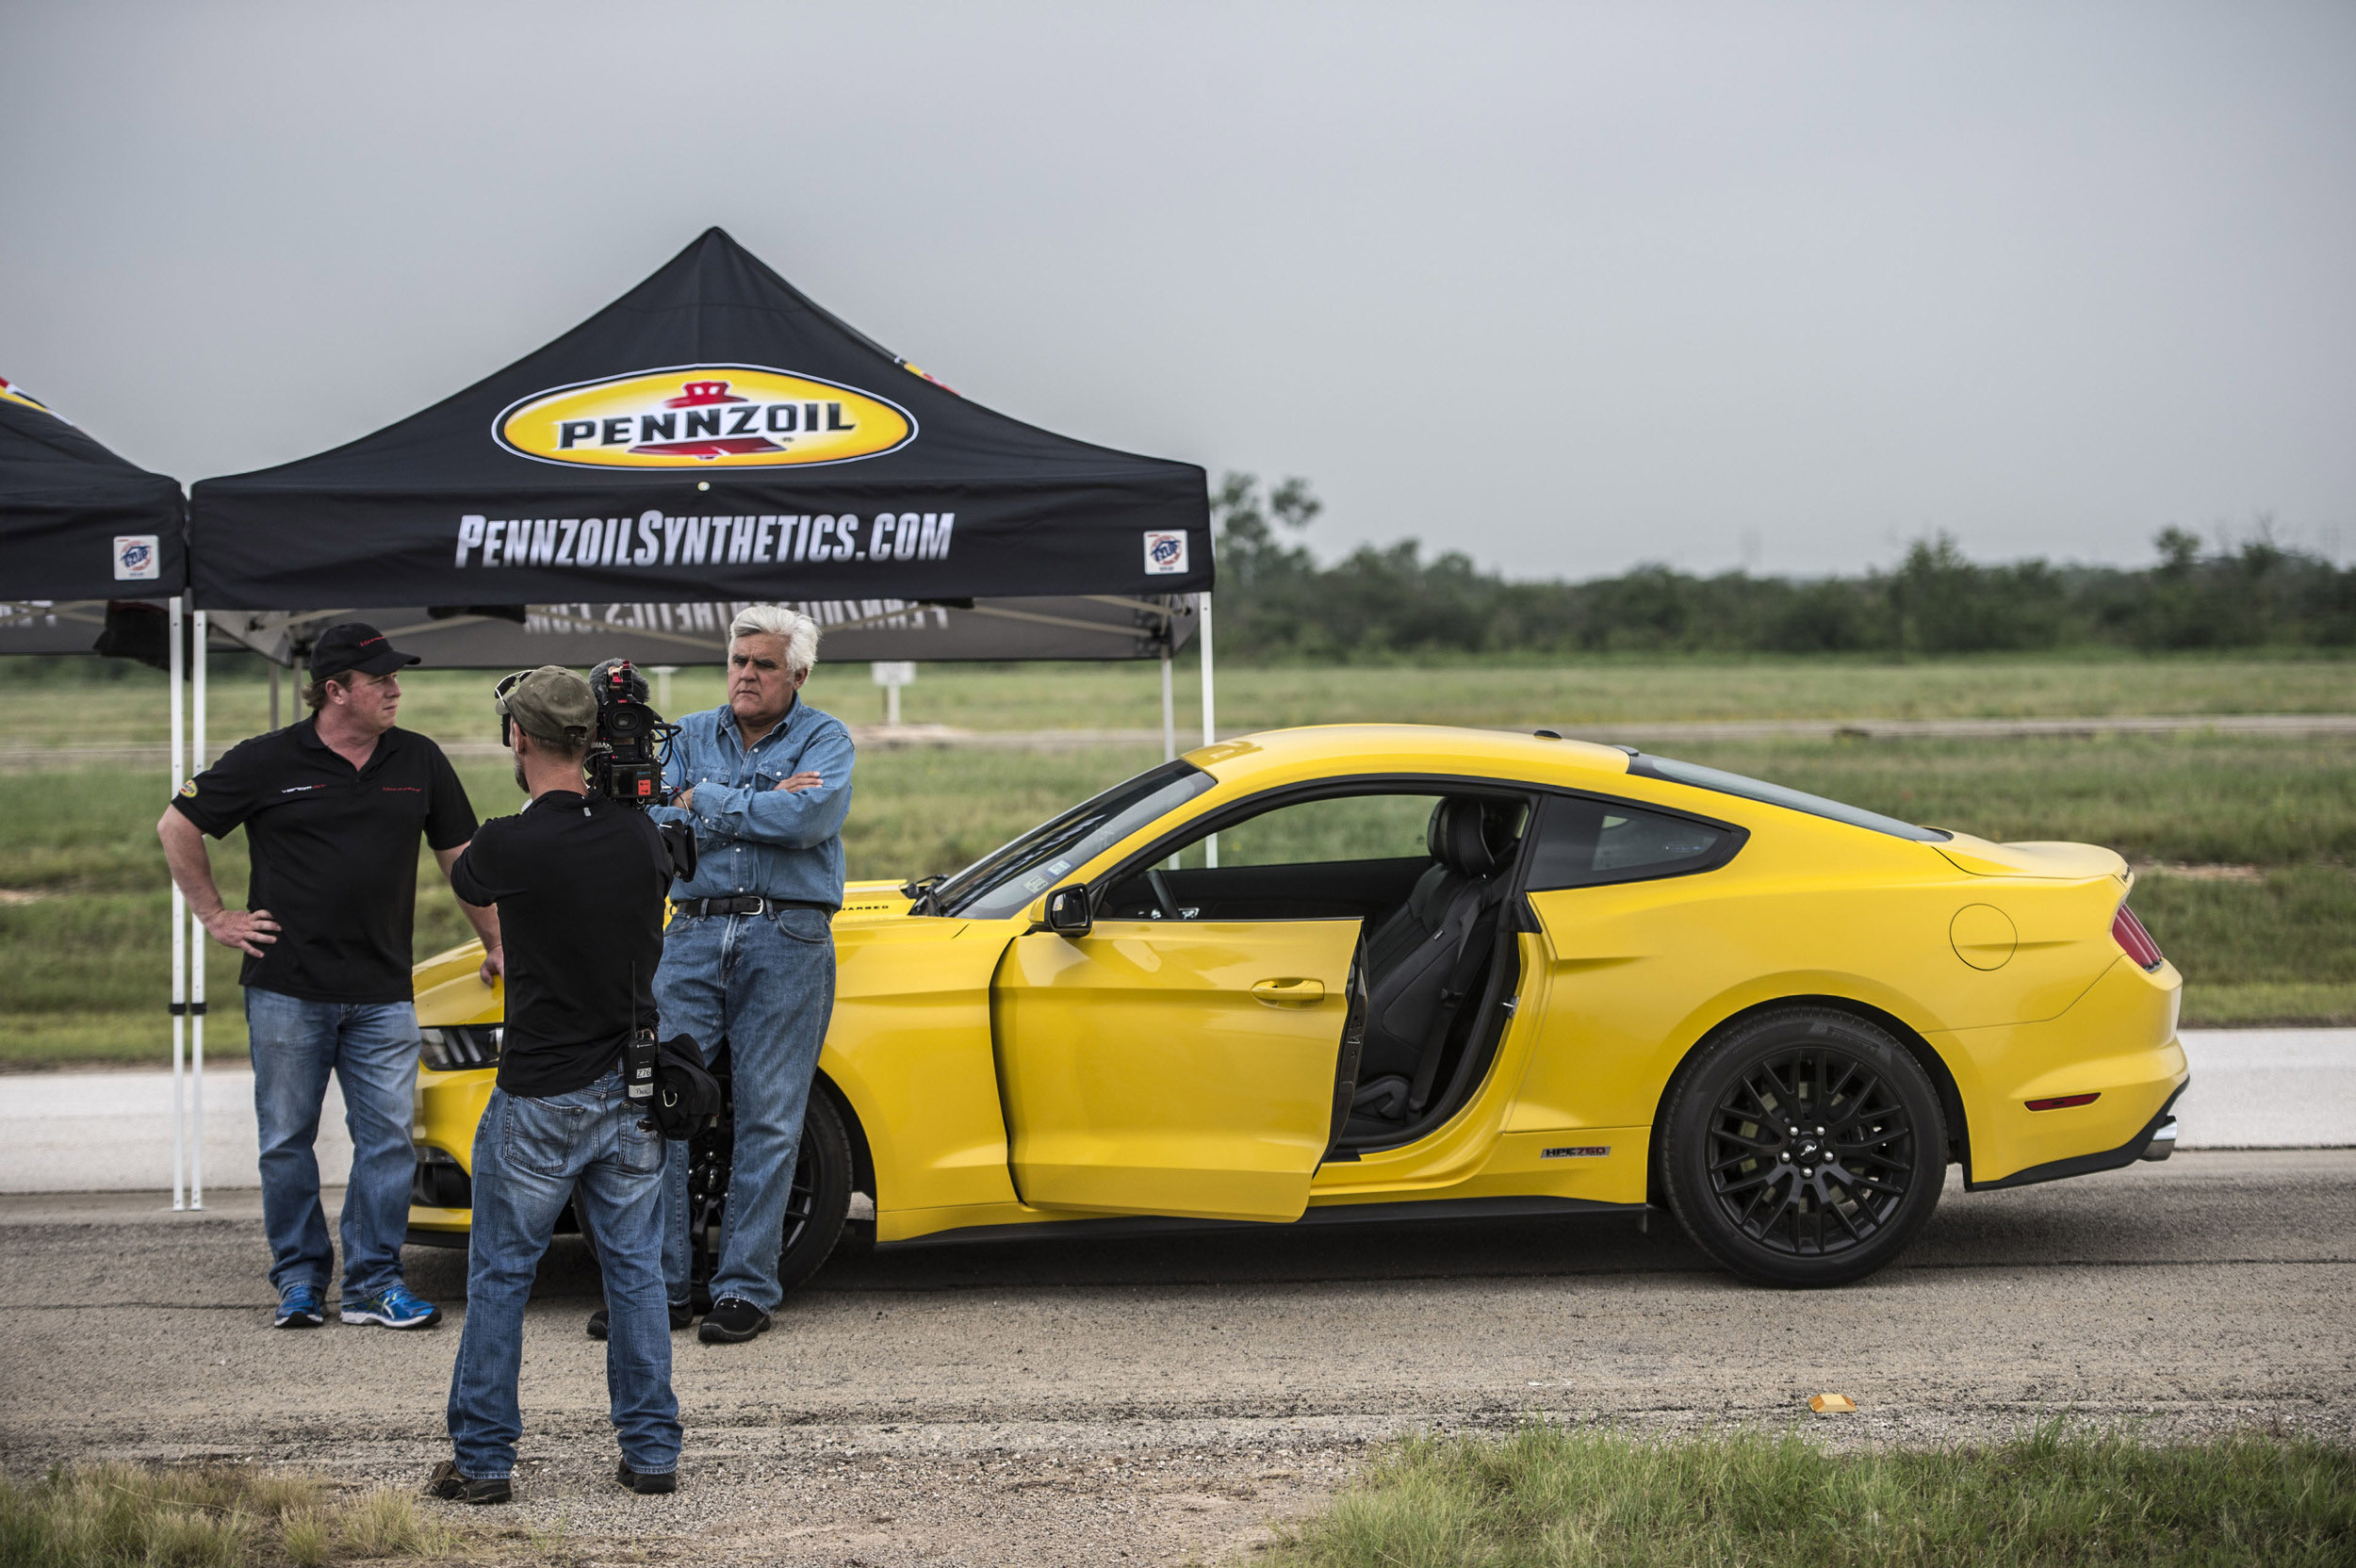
left=2, top=1150, right=2351, bottom=1565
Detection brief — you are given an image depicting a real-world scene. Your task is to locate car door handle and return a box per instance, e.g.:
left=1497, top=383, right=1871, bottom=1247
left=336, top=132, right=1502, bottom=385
left=1252, top=977, right=1325, bottom=1006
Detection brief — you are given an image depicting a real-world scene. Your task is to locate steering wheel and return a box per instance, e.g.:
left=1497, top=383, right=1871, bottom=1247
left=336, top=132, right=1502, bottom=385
left=1147, top=867, right=1184, bottom=921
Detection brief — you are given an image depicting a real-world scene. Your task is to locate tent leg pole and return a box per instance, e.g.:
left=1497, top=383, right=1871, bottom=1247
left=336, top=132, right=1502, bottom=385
left=169, top=596, right=186, bottom=1212
left=1200, top=594, right=1218, bottom=869
left=190, top=612, right=207, bottom=1211
left=1160, top=649, right=1175, bottom=763
left=269, top=662, right=280, bottom=731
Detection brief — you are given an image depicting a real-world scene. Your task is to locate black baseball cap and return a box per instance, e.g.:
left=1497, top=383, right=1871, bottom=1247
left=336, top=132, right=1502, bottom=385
left=308, top=622, right=423, bottom=680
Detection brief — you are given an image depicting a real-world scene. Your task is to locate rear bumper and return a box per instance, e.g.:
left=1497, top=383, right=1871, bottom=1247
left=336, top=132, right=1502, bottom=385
left=1968, top=1081, right=2186, bottom=1191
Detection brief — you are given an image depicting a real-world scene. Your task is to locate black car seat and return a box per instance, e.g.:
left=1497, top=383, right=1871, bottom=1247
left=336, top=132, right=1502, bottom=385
left=1350, top=797, right=1520, bottom=1119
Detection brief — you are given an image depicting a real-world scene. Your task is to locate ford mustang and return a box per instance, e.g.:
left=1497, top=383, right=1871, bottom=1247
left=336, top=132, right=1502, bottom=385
left=406, top=725, right=2186, bottom=1290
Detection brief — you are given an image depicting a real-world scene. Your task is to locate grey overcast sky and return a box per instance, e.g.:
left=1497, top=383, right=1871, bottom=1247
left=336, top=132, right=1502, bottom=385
left=3, top=1, right=2350, bottom=580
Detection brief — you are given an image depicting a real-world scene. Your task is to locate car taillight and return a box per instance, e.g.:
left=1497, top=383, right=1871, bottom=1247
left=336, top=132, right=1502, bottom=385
left=2113, top=904, right=2164, bottom=971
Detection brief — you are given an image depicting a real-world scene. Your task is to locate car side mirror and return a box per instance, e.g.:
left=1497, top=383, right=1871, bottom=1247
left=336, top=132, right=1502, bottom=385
left=1043, top=885, right=1093, bottom=939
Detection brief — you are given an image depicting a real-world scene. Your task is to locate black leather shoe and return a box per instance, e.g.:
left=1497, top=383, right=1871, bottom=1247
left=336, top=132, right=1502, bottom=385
left=697, top=1297, right=772, bottom=1343
left=616, top=1460, right=678, bottom=1495
left=587, top=1301, right=695, bottom=1340
left=425, top=1459, right=511, bottom=1505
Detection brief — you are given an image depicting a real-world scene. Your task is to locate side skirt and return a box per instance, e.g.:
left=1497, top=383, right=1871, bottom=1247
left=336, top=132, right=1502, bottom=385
left=1965, top=1082, right=2187, bottom=1193
left=875, top=1193, right=1646, bottom=1251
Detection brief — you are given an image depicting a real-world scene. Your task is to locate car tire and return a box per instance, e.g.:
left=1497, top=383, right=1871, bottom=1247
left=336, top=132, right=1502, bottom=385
left=1661, top=1005, right=1946, bottom=1288
left=688, top=1080, right=856, bottom=1303
left=774, top=1086, right=855, bottom=1297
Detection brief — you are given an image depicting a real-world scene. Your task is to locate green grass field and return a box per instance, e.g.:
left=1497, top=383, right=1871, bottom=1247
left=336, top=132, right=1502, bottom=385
left=2, top=656, right=2348, bottom=1064
left=1265, top=1423, right=2354, bottom=1568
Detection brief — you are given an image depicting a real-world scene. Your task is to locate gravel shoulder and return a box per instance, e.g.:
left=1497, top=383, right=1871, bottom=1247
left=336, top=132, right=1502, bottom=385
left=2, top=1150, right=2351, bottom=1565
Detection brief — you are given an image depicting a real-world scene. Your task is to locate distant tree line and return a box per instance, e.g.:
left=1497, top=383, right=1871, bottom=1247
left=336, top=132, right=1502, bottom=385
left=1209, top=474, right=2356, bottom=661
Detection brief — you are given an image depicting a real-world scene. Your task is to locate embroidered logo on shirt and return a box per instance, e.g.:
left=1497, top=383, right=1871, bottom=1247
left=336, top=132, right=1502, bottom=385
left=382, top=786, right=421, bottom=792
left=177, top=780, right=197, bottom=797
left=279, top=785, right=325, bottom=794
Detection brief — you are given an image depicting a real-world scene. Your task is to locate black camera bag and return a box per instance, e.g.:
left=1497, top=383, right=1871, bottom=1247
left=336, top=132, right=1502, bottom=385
left=651, top=1032, right=723, bottom=1140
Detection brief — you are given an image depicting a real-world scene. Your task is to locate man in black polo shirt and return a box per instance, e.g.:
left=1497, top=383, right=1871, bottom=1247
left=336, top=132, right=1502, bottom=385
left=433, top=665, right=679, bottom=1504
left=158, top=622, right=499, bottom=1332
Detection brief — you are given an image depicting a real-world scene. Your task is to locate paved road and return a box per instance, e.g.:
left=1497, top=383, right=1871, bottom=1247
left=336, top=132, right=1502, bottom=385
left=1, top=1150, right=2348, bottom=1565
left=7, top=1029, right=2343, bottom=1196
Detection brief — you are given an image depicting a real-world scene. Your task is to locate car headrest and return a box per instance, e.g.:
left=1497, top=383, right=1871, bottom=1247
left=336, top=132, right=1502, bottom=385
left=1427, top=796, right=1503, bottom=877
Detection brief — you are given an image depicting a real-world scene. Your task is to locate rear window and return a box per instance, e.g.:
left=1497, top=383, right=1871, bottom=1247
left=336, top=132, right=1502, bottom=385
left=1525, top=795, right=1740, bottom=890
left=1628, top=754, right=1951, bottom=842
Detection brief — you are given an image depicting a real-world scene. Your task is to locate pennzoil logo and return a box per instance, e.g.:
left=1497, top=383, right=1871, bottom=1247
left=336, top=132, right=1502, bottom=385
left=493, top=365, right=916, bottom=469
left=0, top=376, right=59, bottom=418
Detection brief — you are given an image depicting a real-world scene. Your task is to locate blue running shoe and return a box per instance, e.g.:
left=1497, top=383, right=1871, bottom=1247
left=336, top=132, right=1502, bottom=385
left=340, top=1284, right=442, bottom=1330
left=274, top=1282, right=325, bottom=1329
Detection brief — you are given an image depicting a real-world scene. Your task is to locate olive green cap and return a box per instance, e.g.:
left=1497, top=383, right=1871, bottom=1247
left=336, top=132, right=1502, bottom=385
left=497, top=665, right=596, bottom=744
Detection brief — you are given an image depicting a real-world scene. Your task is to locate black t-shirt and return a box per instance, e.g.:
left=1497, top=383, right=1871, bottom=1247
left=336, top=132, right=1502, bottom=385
left=449, top=791, right=667, bottom=1098
left=171, top=721, right=478, bottom=1004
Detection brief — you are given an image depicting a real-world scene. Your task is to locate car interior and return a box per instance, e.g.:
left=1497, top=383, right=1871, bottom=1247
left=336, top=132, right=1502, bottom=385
left=1100, top=788, right=1532, bottom=1154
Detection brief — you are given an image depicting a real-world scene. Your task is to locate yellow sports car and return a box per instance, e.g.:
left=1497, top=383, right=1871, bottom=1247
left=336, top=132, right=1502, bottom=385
left=408, top=725, right=2186, bottom=1290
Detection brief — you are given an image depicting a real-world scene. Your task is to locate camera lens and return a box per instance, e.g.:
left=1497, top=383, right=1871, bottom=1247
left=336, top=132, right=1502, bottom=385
left=602, top=704, right=650, bottom=740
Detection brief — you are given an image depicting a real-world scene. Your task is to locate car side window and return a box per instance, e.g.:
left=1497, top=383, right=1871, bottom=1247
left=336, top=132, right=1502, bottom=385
left=1163, top=792, right=1443, bottom=871
left=1524, top=794, right=1737, bottom=890
left=1101, top=788, right=1525, bottom=923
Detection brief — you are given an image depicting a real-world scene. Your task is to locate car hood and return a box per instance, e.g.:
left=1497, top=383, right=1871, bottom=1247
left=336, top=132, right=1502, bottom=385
left=839, top=878, right=918, bottom=921
left=1936, top=833, right=2127, bottom=880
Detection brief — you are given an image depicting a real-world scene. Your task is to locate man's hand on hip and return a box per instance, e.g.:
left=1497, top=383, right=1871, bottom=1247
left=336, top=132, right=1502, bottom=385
left=201, top=906, right=279, bottom=957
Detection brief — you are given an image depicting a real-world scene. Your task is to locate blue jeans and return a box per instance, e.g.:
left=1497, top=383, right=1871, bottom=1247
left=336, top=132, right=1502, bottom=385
left=245, top=988, right=419, bottom=1300
left=655, top=906, right=835, bottom=1313
left=447, top=1071, right=679, bottom=1480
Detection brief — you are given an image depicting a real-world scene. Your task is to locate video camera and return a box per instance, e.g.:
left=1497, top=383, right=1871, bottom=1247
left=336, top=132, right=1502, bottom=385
left=585, top=659, right=681, bottom=808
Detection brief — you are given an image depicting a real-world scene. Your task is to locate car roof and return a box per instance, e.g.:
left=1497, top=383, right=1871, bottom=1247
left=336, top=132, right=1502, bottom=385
left=1182, top=724, right=1634, bottom=790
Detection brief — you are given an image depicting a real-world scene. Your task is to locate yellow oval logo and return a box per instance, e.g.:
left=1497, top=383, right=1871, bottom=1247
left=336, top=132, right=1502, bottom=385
left=0, top=376, right=58, bottom=417
left=494, top=365, right=915, bottom=469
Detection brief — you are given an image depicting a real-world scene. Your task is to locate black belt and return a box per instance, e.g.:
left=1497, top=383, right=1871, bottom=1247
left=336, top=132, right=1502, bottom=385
left=672, top=895, right=836, bottom=918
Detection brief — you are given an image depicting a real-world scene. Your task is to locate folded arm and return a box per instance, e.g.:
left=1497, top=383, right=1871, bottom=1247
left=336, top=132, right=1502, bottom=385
left=678, top=725, right=856, bottom=850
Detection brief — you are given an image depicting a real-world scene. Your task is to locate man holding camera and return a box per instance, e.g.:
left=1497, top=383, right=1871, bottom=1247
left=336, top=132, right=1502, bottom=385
left=620, top=604, right=854, bottom=1346
left=432, top=666, right=681, bottom=1504
left=158, top=621, right=497, bottom=1333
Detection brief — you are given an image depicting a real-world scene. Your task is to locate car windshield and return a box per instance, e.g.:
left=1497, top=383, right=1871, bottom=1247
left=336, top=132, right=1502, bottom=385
left=1629, top=754, right=1951, bottom=842
left=937, top=760, right=1218, bottom=919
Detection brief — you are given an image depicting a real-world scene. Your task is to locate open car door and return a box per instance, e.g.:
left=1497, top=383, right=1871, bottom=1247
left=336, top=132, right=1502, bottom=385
left=991, top=917, right=1361, bottom=1222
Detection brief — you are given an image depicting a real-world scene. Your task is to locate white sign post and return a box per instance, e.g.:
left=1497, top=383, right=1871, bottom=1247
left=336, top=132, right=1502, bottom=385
left=871, top=661, right=915, bottom=727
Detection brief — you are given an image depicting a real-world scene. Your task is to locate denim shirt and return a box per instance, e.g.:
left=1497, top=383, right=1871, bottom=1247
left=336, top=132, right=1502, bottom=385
left=646, top=699, right=855, bottom=907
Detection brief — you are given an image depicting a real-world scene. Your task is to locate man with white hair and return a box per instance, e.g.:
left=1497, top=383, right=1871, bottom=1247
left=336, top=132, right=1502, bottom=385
left=611, top=604, right=856, bottom=1346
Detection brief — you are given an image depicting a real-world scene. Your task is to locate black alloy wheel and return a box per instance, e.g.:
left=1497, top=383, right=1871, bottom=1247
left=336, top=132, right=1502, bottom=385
left=685, top=1077, right=856, bottom=1307
left=1660, top=1006, right=1946, bottom=1288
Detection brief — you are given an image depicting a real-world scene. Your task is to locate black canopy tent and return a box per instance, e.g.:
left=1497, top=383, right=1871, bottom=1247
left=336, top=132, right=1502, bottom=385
left=0, top=378, right=186, bottom=650
left=188, top=227, right=1212, bottom=678
left=0, top=379, right=212, bottom=1210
